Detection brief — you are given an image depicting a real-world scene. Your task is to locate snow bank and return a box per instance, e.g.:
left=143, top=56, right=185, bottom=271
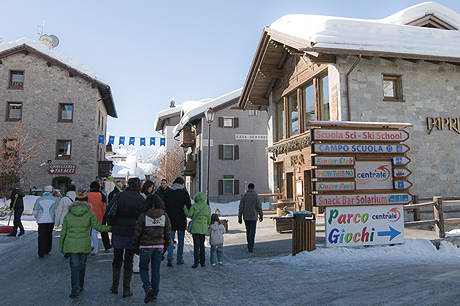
left=1, top=195, right=39, bottom=215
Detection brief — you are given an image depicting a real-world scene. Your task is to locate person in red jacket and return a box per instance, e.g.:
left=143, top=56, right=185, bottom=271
left=86, top=181, right=106, bottom=255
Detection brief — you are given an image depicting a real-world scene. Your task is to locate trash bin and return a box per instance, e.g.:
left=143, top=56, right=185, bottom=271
left=292, top=210, right=316, bottom=255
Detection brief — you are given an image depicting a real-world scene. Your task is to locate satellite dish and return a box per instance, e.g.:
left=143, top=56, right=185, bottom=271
left=49, top=35, right=59, bottom=48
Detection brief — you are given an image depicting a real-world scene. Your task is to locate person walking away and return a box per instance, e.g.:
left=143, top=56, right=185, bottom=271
left=55, top=184, right=77, bottom=227
left=154, top=178, right=169, bottom=200
left=86, top=181, right=107, bottom=255
left=6, top=186, right=25, bottom=237
left=208, top=213, right=226, bottom=266
left=106, top=177, right=145, bottom=298
left=184, top=192, right=211, bottom=268
left=133, top=195, right=171, bottom=303
left=238, top=183, right=263, bottom=253
left=33, top=185, right=59, bottom=258
left=59, top=193, right=112, bottom=299
left=132, top=179, right=156, bottom=274
left=163, top=177, right=191, bottom=267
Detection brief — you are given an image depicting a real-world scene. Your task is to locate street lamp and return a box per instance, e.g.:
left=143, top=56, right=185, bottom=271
left=205, top=107, right=215, bottom=206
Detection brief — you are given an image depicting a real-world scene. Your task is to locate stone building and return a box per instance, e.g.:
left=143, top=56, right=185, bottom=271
left=237, top=2, right=460, bottom=202
left=157, top=89, right=269, bottom=202
left=0, top=37, right=116, bottom=192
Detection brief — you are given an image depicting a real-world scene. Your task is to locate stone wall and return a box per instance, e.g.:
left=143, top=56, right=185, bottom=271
left=0, top=51, right=107, bottom=192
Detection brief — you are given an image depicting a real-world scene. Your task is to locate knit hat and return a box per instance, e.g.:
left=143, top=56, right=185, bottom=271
left=7, top=186, right=14, bottom=192
left=43, top=185, right=54, bottom=192
left=90, top=181, right=100, bottom=190
left=75, top=193, right=88, bottom=202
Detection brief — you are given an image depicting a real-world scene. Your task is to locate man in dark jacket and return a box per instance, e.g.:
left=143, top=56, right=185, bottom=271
left=106, top=177, right=145, bottom=298
left=7, top=186, right=25, bottom=237
left=153, top=179, right=169, bottom=200
left=238, top=183, right=263, bottom=252
left=162, top=177, right=191, bottom=266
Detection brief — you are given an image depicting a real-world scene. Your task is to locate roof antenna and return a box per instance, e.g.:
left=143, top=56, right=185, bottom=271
left=37, top=20, right=45, bottom=36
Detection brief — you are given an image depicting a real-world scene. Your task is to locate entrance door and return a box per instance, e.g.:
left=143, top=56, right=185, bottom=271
left=303, top=170, right=312, bottom=211
left=286, top=172, right=294, bottom=200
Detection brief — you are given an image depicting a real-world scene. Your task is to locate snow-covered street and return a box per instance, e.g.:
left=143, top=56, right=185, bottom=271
left=1, top=213, right=460, bottom=305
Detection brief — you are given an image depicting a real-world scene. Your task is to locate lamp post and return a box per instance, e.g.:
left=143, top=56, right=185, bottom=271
left=205, top=107, right=215, bottom=206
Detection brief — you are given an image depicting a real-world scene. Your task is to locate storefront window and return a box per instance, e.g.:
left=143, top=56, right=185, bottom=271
left=288, top=94, right=298, bottom=136
left=275, top=100, right=285, bottom=141
left=320, top=75, right=330, bottom=121
left=304, top=83, right=315, bottom=123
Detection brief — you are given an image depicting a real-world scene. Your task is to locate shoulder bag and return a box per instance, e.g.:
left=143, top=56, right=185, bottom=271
left=187, top=203, right=207, bottom=233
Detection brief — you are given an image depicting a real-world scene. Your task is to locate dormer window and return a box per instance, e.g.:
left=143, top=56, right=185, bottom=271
left=9, top=71, right=24, bottom=89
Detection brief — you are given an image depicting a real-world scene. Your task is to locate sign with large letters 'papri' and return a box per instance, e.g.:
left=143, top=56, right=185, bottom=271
left=325, top=205, right=404, bottom=247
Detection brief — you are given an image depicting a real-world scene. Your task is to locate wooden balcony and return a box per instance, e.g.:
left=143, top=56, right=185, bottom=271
left=98, top=160, right=113, bottom=177
left=180, top=160, right=196, bottom=176
left=180, top=129, right=195, bottom=147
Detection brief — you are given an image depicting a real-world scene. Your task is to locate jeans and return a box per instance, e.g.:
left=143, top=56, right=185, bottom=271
left=245, top=220, right=257, bottom=251
left=69, top=253, right=87, bottom=294
left=90, top=228, right=98, bottom=254
left=37, top=223, right=54, bottom=256
left=11, top=208, right=24, bottom=235
left=139, top=248, right=163, bottom=297
left=167, top=230, right=185, bottom=263
left=113, top=248, right=135, bottom=271
left=210, top=244, right=223, bottom=265
left=192, top=234, right=206, bottom=265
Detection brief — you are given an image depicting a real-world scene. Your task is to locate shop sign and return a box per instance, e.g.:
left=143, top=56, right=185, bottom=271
left=235, top=134, right=268, bottom=140
left=315, top=182, right=355, bottom=191
left=325, top=205, right=404, bottom=247
left=314, top=169, right=355, bottom=178
left=355, top=161, right=393, bottom=190
left=393, top=168, right=411, bottom=178
left=427, top=117, right=460, bottom=134
left=393, top=157, right=410, bottom=165
left=394, top=180, right=412, bottom=189
left=315, top=193, right=412, bottom=206
left=313, top=129, right=409, bottom=142
left=313, top=144, right=409, bottom=154
left=313, top=156, right=354, bottom=166
left=223, top=175, right=234, bottom=179
left=49, top=164, right=76, bottom=174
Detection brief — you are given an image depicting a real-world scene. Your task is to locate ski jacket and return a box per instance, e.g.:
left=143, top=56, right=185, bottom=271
left=163, top=183, right=192, bottom=231
left=238, top=189, right=263, bottom=221
left=87, top=190, right=106, bottom=223
left=33, top=193, right=59, bottom=224
left=55, top=191, right=76, bottom=226
left=184, top=192, right=211, bottom=235
left=208, top=221, right=226, bottom=245
left=59, top=201, right=111, bottom=254
left=10, top=188, right=25, bottom=210
left=106, top=187, right=144, bottom=237
left=132, top=207, right=171, bottom=250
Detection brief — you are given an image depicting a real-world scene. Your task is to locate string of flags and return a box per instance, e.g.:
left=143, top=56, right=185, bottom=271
left=98, top=135, right=166, bottom=146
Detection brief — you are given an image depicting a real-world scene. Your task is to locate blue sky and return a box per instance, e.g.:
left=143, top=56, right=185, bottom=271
left=2, top=0, right=460, bottom=142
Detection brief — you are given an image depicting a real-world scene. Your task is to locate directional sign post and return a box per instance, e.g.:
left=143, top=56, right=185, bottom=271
left=325, top=205, right=404, bottom=247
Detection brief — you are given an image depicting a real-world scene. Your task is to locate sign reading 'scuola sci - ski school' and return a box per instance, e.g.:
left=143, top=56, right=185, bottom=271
left=310, top=122, right=412, bottom=247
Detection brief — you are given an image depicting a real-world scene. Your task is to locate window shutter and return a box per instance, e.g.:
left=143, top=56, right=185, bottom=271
left=234, top=118, right=239, bottom=128
left=219, top=117, right=224, bottom=127
left=218, top=180, right=223, bottom=195
left=219, top=145, right=223, bottom=160
left=234, top=145, right=239, bottom=160
left=234, top=180, right=239, bottom=195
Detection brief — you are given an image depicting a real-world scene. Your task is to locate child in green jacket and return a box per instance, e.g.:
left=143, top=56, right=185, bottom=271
left=184, top=192, right=211, bottom=268
left=59, top=193, right=112, bottom=299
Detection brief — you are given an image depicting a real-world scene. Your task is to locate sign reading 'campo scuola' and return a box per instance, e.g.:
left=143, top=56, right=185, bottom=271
left=310, top=122, right=412, bottom=247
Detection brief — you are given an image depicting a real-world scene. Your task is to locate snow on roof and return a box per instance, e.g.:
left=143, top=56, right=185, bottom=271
left=172, top=88, right=242, bottom=136
left=269, top=2, right=460, bottom=59
left=0, top=38, right=108, bottom=85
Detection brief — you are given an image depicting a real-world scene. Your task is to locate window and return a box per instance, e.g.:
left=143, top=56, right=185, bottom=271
left=319, top=75, right=330, bottom=121
left=218, top=144, right=239, bottom=160
left=9, top=71, right=24, bottom=89
left=218, top=117, right=239, bottom=128
left=218, top=179, right=239, bottom=195
left=248, top=110, right=257, bottom=116
left=223, top=180, right=234, bottom=194
left=288, top=93, right=298, bottom=136
left=56, top=140, right=72, bottom=159
left=304, top=83, right=315, bottom=123
left=224, top=118, right=234, bottom=127
left=6, top=102, right=22, bottom=121
left=383, top=74, right=404, bottom=101
left=2, top=138, right=19, bottom=159
left=275, top=99, right=285, bottom=142
left=58, top=103, right=73, bottom=122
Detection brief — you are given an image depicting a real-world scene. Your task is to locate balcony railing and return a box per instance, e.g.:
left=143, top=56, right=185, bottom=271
left=98, top=160, right=113, bottom=177
left=180, top=129, right=195, bottom=147
left=180, top=160, right=196, bottom=176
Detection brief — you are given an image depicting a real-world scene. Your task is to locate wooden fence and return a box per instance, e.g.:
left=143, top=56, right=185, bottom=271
left=404, top=196, right=460, bottom=238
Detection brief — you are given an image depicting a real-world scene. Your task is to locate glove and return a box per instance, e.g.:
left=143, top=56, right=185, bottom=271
left=259, top=216, right=263, bottom=222
left=161, top=248, right=167, bottom=261
left=238, top=217, right=242, bottom=224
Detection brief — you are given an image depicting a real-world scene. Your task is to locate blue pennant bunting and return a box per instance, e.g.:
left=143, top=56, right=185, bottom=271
left=129, top=137, right=135, bottom=146
left=119, top=136, right=125, bottom=145
left=108, top=136, right=115, bottom=145
left=98, top=135, right=105, bottom=144
left=160, top=138, right=165, bottom=146
left=140, top=138, right=146, bottom=146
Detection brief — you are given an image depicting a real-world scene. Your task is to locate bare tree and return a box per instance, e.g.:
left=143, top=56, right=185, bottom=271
left=156, top=142, right=184, bottom=185
left=0, top=123, right=48, bottom=197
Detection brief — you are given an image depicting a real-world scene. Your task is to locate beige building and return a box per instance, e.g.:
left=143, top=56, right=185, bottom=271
left=237, top=2, right=460, bottom=202
left=0, top=37, right=116, bottom=192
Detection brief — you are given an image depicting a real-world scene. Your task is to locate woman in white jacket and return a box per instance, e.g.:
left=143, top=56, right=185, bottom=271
left=55, top=185, right=77, bottom=227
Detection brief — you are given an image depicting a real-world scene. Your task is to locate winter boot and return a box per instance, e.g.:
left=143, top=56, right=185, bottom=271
left=122, top=270, right=133, bottom=298
left=110, top=267, right=121, bottom=294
